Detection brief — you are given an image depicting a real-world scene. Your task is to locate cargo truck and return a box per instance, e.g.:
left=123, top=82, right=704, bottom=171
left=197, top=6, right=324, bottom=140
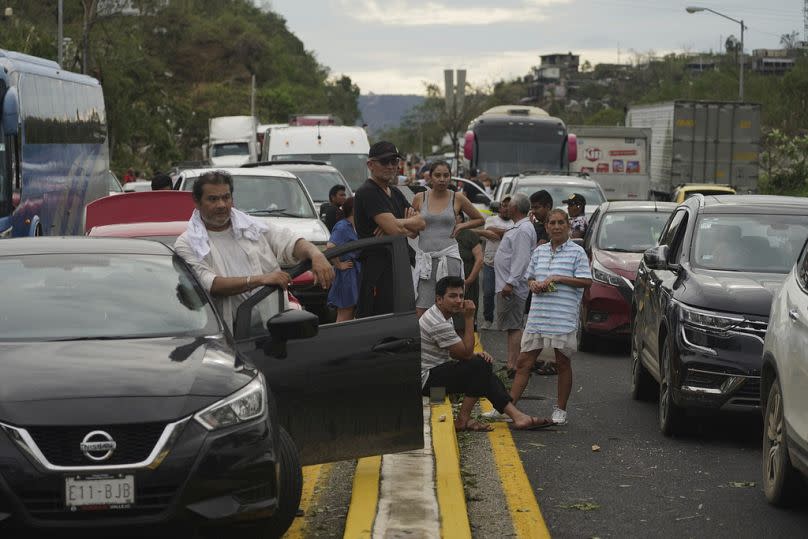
left=207, top=115, right=259, bottom=167
left=568, top=125, right=651, bottom=201
left=625, top=101, right=761, bottom=199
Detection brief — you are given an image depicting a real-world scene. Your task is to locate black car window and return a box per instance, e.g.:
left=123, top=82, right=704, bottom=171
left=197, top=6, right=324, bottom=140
left=0, top=253, right=219, bottom=341
left=583, top=207, right=600, bottom=250
left=668, top=212, right=689, bottom=261
left=659, top=209, right=687, bottom=247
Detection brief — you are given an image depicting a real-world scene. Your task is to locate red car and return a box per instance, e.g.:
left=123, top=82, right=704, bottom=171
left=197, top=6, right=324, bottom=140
left=580, top=201, right=677, bottom=348
left=85, top=191, right=313, bottom=309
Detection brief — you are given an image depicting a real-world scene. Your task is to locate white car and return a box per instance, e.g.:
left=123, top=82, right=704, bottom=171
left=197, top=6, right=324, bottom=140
left=175, top=167, right=330, bottom=250
left=761, top=237, right=808, bottom=506
left=505, top=174, right=607, bottom=219
left=123, top=180, right=152, bottom=192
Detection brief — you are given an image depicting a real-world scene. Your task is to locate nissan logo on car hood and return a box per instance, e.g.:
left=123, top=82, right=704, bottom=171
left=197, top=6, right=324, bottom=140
left=80, top=430, right=117, bottom=462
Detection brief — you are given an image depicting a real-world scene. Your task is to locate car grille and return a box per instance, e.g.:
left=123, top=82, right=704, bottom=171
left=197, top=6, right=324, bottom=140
left=728, top=377, right=762, bottom=406
left=26, top=423, right=166, bottom=466
left=18, top=483, right=177, bottom=520
left=733, top=319, right=768, bottom=341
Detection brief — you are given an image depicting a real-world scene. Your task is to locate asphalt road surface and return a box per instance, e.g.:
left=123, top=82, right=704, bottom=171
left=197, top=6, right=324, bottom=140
left=476, top=328, right=808, bottom=538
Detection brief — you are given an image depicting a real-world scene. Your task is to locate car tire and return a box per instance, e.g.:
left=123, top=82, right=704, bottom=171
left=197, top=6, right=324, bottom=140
left=630, top=322, right=654, bottom=401
left=763, top=378, right=805, bottom=506
left=243, top=427, right=303, bottom=539
left=658, top=337, right=685, bottom=437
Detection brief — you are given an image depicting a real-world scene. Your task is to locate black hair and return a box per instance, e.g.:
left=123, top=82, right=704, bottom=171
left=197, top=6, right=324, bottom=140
left=429, top=161, right=451, bottom=175
left=435, top=275, right=465, bottom=297
left=328, top=184, right=347, bottom=201
left=341, top=196, right=354, bottom=218
left=150, top=173, right=172, bottom=191
left=192, top=170, right=233, bottom=202
left=529, top=189, right=553, bottom=207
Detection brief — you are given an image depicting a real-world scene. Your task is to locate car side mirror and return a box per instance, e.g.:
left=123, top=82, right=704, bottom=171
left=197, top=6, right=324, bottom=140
left=472, top=193, right=489, bottom=204
left=265, top=308, right=319, bottom=358
left=643, top=245, right=669, bottom=270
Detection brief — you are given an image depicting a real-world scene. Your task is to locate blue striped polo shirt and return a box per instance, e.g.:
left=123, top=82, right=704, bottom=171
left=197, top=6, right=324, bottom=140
left=524, top=240, right=592, bottom=335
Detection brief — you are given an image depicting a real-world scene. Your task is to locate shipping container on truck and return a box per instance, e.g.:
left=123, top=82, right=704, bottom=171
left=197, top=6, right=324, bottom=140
left=568, top=125, right=651, bottom=200
left=625, top=101, right=761, bottom=199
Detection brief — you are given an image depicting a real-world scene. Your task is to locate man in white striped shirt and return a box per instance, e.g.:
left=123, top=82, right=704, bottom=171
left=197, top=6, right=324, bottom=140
left=510, top=209, right=592, bottom=426
left=420, top=276, right=553, bottom=431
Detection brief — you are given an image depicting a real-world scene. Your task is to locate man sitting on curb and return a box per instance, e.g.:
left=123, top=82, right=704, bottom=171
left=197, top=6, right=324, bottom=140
left=420, top=276, right=553, bottom=432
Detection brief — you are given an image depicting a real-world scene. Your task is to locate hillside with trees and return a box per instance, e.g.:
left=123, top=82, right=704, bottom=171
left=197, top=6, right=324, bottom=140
left=2, top=0, right=360, bottom=174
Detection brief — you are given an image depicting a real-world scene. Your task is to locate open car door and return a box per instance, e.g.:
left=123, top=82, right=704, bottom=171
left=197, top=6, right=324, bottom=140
left=233, top=236, right=423, bottom=466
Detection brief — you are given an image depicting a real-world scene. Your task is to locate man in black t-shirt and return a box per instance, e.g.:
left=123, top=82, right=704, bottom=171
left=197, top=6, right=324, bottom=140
left=529, top=190, right=553, bottom=245
left=354, top=141, right=425, bottom=317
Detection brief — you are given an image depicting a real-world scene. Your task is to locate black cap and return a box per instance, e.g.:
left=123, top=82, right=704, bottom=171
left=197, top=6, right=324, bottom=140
left=562, top=193, right=586, bottom=206
left=368, top=141, right=403, bottom=160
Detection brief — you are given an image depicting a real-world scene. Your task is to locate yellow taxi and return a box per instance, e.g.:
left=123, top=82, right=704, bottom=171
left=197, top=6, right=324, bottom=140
left=672, top=183, right=736, bottom=203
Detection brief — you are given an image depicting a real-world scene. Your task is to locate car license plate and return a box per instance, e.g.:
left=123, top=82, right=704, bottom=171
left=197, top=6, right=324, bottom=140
left=65, top=475, right=135, bottom=509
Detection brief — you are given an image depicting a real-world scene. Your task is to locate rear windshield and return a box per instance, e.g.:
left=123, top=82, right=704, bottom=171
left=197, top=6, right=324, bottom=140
left=0, top=253, right=219, bottom=341
left=513, top=184, right=606, bottom=208
left=272, top=154, right=368, bottom=191
left=294, top=170, right=349, bottom=202
left=596, top=211, right=672, bottom=252
left=182, top=175, right=316, bottom=218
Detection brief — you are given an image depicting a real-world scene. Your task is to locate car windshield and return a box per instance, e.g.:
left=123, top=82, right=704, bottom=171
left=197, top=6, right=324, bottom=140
left=182, top=175, right=316, bottom=218
left=272, top=153, right=368, bottom=191
left=513, top=184, right=606, bottom=208
left=210, top=142, right=249, bottom=157
left=0, top=253, right=219, bottom=341
left=293, top=170, right=348, bottom=202
left=692, top=214, right=808, bottom=273
left=596, top=211, right=672, bottom=252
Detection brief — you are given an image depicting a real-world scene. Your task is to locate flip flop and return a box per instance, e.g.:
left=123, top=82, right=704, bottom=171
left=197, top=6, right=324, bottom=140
left=511, top=416, right=554, bottom=431
left=456, top=420, right=494, bottom=432
left=535, top=363, right=558, bottom=376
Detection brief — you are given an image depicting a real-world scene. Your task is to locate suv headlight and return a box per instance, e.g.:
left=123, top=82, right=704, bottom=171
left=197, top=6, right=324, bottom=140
left=194, top=374, right=266, bottom=431
left=592, top=259, right=633, bottom=290
left=680, top=304, right=743, bottom=333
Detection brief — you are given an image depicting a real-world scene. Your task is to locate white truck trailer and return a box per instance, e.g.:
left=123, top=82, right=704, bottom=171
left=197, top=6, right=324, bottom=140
left=207, top=115, right=259, bottom=167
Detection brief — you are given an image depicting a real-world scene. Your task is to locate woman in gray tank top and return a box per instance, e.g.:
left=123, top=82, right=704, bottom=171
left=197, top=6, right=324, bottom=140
left=412, top=161, right=485, bottom=315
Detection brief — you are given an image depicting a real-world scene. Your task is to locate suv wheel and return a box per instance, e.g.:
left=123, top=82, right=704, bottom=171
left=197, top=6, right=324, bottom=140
left=658, top=337, right=684, bottom=436
left=763, top=378, right=804, bottom=506
left=630, top=317, right=654, bottom=401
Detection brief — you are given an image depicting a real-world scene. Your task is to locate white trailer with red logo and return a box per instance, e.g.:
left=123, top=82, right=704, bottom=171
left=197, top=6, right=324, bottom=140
left=567, top=125, right=651, bottom=200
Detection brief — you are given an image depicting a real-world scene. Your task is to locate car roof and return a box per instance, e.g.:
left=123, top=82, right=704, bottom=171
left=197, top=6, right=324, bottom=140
left=88, top=221, right=187, bottom=238
left=513, top=175, right=600, bottom=188
left=246, top=162, right=340, bottom=172
left=699, top=195, right=808, bottom=214
left=180, top=167, right=298, bottom=179
left=0, top=237, right=174, bottom=256
left=600, top=201, right=678, bottom=212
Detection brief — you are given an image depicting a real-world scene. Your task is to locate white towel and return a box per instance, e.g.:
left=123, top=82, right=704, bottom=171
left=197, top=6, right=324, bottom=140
left=185, top=208, right=270, bottom=261
left=409, top=240, right=464, bottom=301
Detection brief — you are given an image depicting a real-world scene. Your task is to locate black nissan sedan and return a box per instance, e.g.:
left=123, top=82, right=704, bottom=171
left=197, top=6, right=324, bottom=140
left=0, top=237, right=423, bottom=536
left=630, top=195, right=808, bottom=436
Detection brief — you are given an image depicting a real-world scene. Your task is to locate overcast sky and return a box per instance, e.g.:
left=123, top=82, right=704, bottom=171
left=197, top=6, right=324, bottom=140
left=268, top=0, right=802, bottom=95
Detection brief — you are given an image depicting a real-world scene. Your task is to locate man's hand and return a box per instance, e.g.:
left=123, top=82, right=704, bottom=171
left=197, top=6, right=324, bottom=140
left=462, top=299, right=476, bottom=319
left=311, top=252, right=335, bottom=289
left=479, top=351, right=494, bottom=364
left=373, top=226, right=385, bottom=237
left=405, top=207, right=419, bottom=219
left=501, top=283, right=513, bottom=298
left=260, top=271, right=292, bottom=289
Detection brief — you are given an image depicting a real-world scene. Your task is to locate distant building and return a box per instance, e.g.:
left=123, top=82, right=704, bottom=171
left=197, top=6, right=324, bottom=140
left=685, top=57, right=717, bottom=74
left=750, top=48, right=798, bottom=75
left=527, top=52, right=580, bottom=104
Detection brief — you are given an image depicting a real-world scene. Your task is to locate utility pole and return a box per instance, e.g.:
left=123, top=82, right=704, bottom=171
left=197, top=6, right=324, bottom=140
left=250, top=74, right=256, bottom=118
left=443, top=69, right=467, bottom=175
left=57, top=0, right=63, bottom=67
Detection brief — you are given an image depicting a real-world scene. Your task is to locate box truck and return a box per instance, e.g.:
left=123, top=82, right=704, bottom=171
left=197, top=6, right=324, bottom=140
left=568, top=125, right=651, bottom=200
left=625, top=101, right=761, bottom=198
left=263, top=125, right=370, bottom=190
left=207, top=115, right=259, bottom=167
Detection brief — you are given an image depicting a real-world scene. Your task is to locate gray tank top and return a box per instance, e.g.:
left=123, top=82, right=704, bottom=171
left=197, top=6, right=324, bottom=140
left=419, top=190, right=457, bottom=253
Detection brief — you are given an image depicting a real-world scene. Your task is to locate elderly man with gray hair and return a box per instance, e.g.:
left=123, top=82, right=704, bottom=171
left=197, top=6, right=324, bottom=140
left=492, top=193, right=536, bottom=378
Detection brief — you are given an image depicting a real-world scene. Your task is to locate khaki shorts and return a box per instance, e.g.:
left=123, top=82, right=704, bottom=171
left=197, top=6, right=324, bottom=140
left=521, top=330, right=577, bottom=359
left=495, top=292, right=526, bottom=331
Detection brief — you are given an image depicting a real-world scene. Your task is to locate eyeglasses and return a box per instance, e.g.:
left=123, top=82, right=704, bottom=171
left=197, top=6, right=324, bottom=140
left=373, top=157, right=400, bottom=167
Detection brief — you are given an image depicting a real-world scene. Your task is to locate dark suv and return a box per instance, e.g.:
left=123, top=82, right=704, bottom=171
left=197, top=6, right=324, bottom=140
left=630, top=195, right=808, bottom=436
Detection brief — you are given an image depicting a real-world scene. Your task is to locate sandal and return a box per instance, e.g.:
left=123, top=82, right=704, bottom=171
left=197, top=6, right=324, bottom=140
left=456, top=419, right=494, bottom=432
left=535, top=362, right=558, bottom=376
left=511, top=416, right=553, bottom=431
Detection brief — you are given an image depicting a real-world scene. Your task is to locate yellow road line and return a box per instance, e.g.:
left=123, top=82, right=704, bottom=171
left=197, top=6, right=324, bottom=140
left=431, top=399, right=472, bottom=539
left=343, top=456, right=382, bottom=539
left=284, top=463, right=333, bottom=538
left=480, top=399, right=551, bottom=539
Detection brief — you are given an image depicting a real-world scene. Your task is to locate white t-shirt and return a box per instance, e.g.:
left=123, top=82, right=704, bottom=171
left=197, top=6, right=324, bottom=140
left=483, top=215, right=513, bottom=266
left=419, top=304, right=462, bottom=388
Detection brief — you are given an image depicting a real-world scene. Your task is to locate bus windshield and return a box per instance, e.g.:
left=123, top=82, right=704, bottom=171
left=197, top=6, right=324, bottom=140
left=475, top=123, right=566, bottom=177
left=273, top=153, right=368, bottom=191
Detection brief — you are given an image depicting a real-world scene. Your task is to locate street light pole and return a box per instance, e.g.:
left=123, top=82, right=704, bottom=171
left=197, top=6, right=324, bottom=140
left=57, top=0, right=63, bottom=67
left=686, top=6, right=747, bottom=101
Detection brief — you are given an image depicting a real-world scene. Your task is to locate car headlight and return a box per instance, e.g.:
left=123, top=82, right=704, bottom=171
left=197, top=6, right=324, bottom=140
left=679, top=303, right=743, bottom=333
left=194, top=374, right=266, bottom=431
left=592, top=259, right=633, bottom=290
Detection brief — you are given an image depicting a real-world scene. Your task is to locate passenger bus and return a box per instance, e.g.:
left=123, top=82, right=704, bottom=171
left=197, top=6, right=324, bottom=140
left=463, top=106, right=576, bottom=179
left=0, top=49, right=109, bottom=237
